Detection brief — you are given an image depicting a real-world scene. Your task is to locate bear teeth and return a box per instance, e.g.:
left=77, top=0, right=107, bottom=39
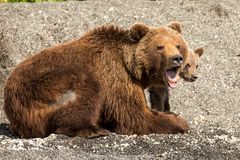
left=165, top=67, right=179, bottom=88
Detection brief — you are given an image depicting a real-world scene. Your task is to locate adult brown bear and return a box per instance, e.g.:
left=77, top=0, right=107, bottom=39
left=4, top=21, right=190, bottom=138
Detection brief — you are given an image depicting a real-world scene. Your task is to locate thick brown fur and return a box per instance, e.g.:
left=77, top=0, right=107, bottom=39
left=180, top=47, right=204, bottom=81
left=4, top=22, right=190, bottom=138
left=149, top=47, right=204, bottom=112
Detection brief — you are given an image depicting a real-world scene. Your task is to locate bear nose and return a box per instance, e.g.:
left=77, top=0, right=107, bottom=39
left=192, top=75, right=198, bottom=80
left=172, top=54, right=183, bottom=66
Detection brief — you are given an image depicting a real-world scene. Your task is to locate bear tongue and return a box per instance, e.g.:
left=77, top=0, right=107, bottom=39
left=165, top=69, right=178, bottom=88
left=166, top=69, right=177, bottom=79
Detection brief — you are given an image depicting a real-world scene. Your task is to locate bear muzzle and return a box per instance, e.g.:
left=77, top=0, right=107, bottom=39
left=171, top=54, right=183, bottom=66
left=164, top=54, right=183, bottom=88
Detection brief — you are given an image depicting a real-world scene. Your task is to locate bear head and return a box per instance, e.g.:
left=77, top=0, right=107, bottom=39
left=180, top=47, right=204, bottom=82
left=127, top=21, right=189, bottom=88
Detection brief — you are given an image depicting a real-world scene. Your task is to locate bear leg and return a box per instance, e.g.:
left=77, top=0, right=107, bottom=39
left=149, top=110, right=189, bottom=134
left=48, top=73, right=110, bottom=138
left=49, top=94, right=111, bottom=138
left=149, top=86, right=170, bottom=112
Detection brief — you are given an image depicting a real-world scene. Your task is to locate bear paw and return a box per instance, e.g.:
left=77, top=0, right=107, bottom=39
left=155, top=112, right=189, bottom=134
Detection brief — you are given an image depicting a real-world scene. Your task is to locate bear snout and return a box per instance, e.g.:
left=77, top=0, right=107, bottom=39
left=180, top=73, right=198, bottom=82
left=191, top=75, right=198, bottom=81
left=171, top=54, right=183, bottom=66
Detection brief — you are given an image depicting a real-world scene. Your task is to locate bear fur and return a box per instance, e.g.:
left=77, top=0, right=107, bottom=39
left=4, top=22, right=190, bottom=138
left=180, top=47, right=204, bottom=81
left=148, top=47, right=204, bottom=112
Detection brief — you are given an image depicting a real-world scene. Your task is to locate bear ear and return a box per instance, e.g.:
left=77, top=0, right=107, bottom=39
left=194, top=47, right=204, bottom=57
left=129, top=22, right=150, bottom=41
left=167, top=21, right=182, bottom=33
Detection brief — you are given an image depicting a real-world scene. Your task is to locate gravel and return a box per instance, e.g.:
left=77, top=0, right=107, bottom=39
left=0, top=0, right=240, bottom=159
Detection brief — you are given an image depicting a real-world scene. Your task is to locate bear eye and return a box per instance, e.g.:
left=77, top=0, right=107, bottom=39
left=156, top=45, right=165, bottom=51
left=176, top=45, right=181, bottom=50
left=196, top=65, right=199, bottom=69
left=185, top=64, right=191, bottom=68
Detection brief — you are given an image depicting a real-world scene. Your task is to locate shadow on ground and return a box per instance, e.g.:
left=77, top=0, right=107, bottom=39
left=0, top=123, right=13, bottom=138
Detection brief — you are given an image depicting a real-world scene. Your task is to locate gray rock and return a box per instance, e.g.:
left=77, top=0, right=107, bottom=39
left=0, top=0, right=240, bottom=159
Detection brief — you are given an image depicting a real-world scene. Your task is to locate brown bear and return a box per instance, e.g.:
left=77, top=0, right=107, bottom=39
left=147, top=47, right=204, bottom=112
left=4, top=21, right=190, bottom=138
left=180, top=47, right=204, bottom=81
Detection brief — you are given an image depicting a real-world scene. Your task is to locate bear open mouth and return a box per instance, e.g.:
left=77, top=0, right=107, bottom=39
left=165, top=66, right=180, bottom=88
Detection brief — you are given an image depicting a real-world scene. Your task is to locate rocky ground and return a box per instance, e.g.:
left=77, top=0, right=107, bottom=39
left=0, top=0, right=240, bottom=159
